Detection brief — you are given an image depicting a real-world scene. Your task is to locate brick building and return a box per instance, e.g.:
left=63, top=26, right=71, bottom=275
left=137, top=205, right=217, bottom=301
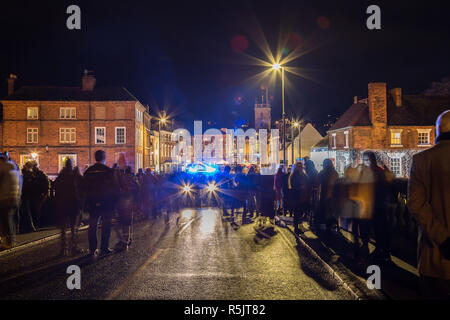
left=0, top=72, right=155, bottom=177
left=327, top=82, right=450, bottom=177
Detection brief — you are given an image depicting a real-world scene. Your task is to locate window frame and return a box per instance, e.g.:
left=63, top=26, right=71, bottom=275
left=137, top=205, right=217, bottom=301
left=58, top=154, right=77, bottom=172
left=60, top=128, right=76, bottom=144
left=332, top=133, right=336, bottom=149
left=344, top=131, right=349, bottom=149
left=390, top=129, right=403, bottom=147
left=417, top=129, right=432, bottom=146
left=27, top=128, right=38, bottom=143
left=115, top=127, right=126, bottom=144
left=389, top=157, right=402, bottom=177
left=59, top=107, right=76, bottom=119
left=95, top=127, right=106, bottom=144
left=27, top=107, right=39, bottom=120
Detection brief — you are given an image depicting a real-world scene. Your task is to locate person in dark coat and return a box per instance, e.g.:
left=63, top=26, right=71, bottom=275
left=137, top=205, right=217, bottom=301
left=83, top=150, right=120, bottom=256
left=54, top=158, right=83, bottom=256
left=114, top=166, right=137, bottom=250
left=305, top=160, right=319, bottom=224
left=317, top=159, right=339, bottom=234
left=273, top=166, right=284, bottom=215
left=289, top=162, right=309, bottom=234
left=408, top=110, right=450, bottom=298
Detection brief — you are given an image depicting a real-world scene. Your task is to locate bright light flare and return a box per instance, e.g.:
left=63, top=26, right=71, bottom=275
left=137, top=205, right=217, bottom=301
left=206, top=183, right=217, bottom=193
left=31, top=152, right=38, bottom=159
left=272, top=63, right=281, bottom=70
left=181, top=184, right=192, bottom=193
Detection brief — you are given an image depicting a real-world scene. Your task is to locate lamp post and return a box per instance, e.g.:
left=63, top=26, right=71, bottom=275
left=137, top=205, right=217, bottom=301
left=291, top=121, right=299, bottom=164
left=272, top=63, right=286, bottom=166
left=158, top=117, right=167, bottom=173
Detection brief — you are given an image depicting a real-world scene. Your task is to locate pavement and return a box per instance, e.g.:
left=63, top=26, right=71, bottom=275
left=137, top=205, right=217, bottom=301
left=277, top=215, right=421, bottom=300
left=0, top=207, right=355, bottom=300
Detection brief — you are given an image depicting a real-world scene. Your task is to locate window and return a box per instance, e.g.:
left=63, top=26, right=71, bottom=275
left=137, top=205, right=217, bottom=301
left=390, top=157, right=402, bottom=177
left=60, top=128, right=76, bottom=143
left=95, top=107, right=106, bottom=119
left=332, top=133, right=336, bottom=149
left=27, top=107, right=38, bottom=119
left=60, top=107, right=76, bottom=119
left=20, top=154, right=39, bottom=168
left=27, top=128, right=38, bottom=143
left=417, top=129, right=431, bottom=146
left=115, top=127, right=126, bottom=144
left=390, top=129, right=402, bottom=146
left=58, top=154, right=77, bottom=172
left=95, top=127, right=106, bottom=144
left=344, top=131, right=349, bottom=148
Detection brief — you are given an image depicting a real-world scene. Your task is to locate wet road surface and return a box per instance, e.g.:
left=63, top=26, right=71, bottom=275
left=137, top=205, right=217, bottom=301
left=0, top=207, right=353, bottom=300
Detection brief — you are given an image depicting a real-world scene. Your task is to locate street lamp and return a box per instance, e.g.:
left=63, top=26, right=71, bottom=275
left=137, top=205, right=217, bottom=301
left=158, top=117, right=167, bottom=173
left=272, top=63, right=286, bottom=166
left=291, top=121, right=299, bottom=165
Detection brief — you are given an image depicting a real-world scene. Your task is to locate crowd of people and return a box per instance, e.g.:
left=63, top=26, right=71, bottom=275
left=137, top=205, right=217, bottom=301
left=0, top=111, right=448, bottom=297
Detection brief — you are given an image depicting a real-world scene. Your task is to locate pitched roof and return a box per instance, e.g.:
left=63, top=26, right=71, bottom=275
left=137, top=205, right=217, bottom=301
left=312, top=136, right=328, bottom=149
left=387, top=95, right=450, bottom=126
left=329, top=95, right=450, bottom=131
left=329, top=103, right=370, bottom=131
left=2, top=86, right=138, bottom=101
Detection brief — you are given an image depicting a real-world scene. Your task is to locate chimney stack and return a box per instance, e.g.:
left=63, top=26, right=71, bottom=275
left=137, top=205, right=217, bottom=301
left=82, top=70, right=96, bottom=91
left=390, top=87, right=402, bottom=107
left=368, top=82, right=387, bottom=124
left=7, top=74, right=17, bottom=96
left=353, top=96, right=358, bottom=104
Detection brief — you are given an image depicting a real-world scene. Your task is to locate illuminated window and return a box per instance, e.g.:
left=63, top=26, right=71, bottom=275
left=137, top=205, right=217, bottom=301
left=95, top=127, right=106, bottom=144
left=60, top=128, right=76, bottom=143
left=20, top=154, right=39, bottom=168
left=60, top=107, right=76, bottom=119
left=27, top=107, right=38, bottom=119
left=390, top=157, right=402, bottom=177
left=58, top=154, right=77, bottom=172
left=27, top=128, right=38, bottom=143
left=390, top=129, right=402, bottom=146
left=115, top=127, right=126, bottom=144
left=332, top=133, right=336, bottom=149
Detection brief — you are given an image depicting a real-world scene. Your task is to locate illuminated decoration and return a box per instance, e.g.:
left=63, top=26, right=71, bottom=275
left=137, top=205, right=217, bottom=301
left=186, top=163, right=218, bottom=175
left=31, top=152, right=38, bottom=159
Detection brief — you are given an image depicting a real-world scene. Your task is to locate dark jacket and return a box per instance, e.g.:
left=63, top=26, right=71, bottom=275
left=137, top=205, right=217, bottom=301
left=83, top=163, right=120, bottom=211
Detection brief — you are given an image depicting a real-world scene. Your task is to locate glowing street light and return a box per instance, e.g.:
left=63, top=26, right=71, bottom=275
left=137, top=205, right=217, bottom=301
left=272, top=62, right=286, bottom=165
left=158, top=115, right=168, bottom=173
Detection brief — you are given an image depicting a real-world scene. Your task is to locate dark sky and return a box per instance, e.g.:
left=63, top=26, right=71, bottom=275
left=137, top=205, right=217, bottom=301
left=1, top=0, right=450, bottom=133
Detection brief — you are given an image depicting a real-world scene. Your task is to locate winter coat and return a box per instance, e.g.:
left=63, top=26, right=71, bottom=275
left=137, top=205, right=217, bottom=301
left=408, top=139, right=450, bottom=279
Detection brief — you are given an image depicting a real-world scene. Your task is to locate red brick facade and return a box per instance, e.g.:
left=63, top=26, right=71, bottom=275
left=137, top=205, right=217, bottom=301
left=0, top=77, right=156, bottom=177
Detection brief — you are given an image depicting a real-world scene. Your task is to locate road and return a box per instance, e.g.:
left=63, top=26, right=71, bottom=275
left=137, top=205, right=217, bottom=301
left=0, top=207, right=353, bottom=300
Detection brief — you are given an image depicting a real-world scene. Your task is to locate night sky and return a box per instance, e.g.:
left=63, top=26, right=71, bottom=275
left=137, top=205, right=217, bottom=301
left=1, top=0, right=450, bottom=133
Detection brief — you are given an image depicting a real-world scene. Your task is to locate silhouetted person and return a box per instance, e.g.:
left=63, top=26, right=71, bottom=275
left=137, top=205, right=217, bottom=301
left=54, top=158, right=83, bottom=256
left=317, top=159, right=339, bottom=234
left=84, top=150, right=120, bottom=257
left=289, top=162, right=309, bottom=235
left=0, top=153, right=21, bottom=249
left=363, top=151, right=392, bottom=263
left=408, top=110, right=450, bottom=298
